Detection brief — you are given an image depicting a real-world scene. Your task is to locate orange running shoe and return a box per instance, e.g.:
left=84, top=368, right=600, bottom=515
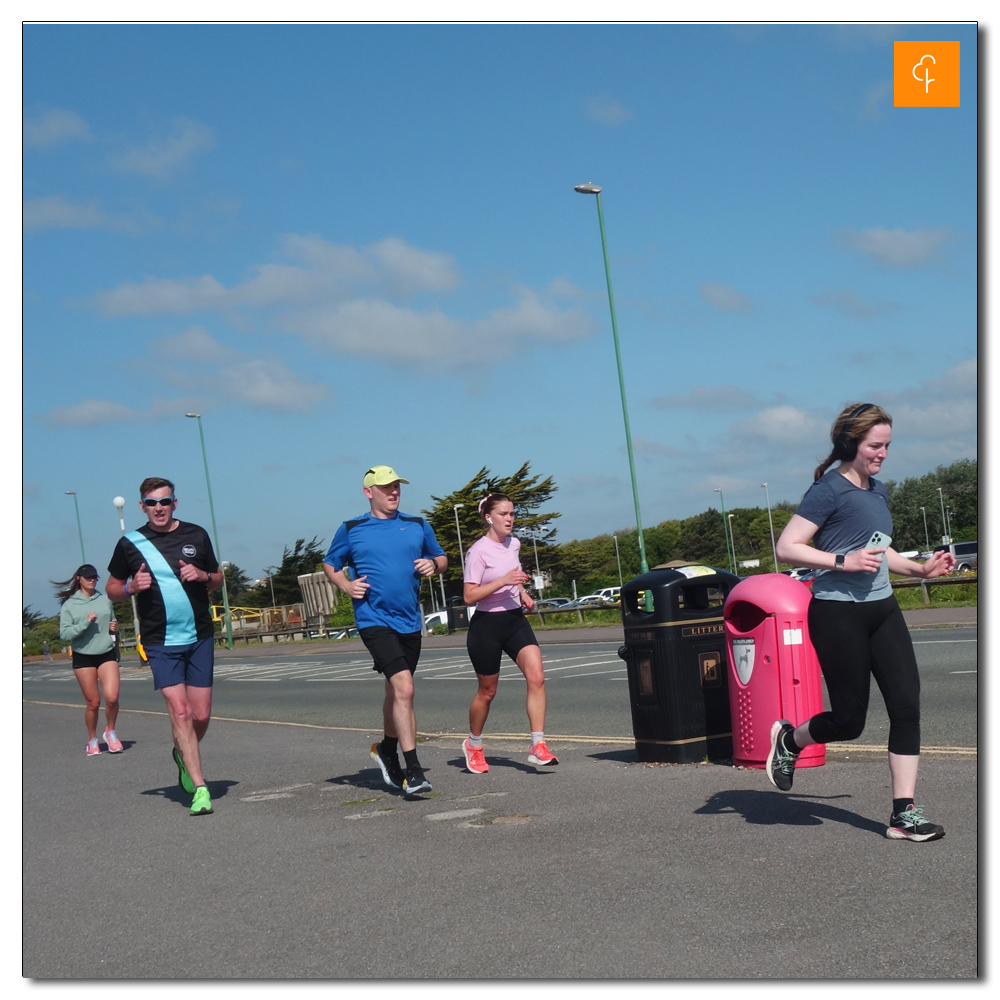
left=462, top=739, right=489, bottom=774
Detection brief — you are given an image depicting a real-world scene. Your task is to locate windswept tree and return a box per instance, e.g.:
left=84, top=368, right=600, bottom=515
left=423, top=463, right=560, bottom=582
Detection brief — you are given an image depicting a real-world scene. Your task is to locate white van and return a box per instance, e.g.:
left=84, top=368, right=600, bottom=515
left=592, top=587, right=621, bottom=603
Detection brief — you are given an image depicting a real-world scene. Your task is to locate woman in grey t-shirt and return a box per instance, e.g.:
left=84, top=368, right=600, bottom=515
left=766, top=403, right=955, bottom=841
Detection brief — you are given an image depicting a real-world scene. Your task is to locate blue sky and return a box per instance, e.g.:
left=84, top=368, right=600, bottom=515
left=22, top=21, right=978, bottom=615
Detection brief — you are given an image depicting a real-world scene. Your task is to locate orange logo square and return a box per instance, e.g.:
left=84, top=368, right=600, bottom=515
left=894, top=41, right=960, bottom=107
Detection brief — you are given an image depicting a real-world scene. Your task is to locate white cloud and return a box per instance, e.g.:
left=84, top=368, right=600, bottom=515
left=585, top=95, right=636, bottom=127
left=90, top=235, right=591, bottom=367
left=22, top=195, right=141, bottom=233
left=620, top=437, right=685, bottom=459
left=700, top=282, right=753, bottom=313
left=38, top=327, right=330, bottom=426
left=40, top=397, right=200, bottom=427
left=728, top=406, right=830, bottom=448
left=93, top=234, right=458, bottom=316
left=284, top=286, right=593, bottom=366
left=808, top=288, right=898, bottom=320
left=836, top=226, right=960, bottom=267
left=871, top=358, right=977, bottom=443
left=108, top=118, right=216, bottom=180
left=23, top=109, right=91, bottom=148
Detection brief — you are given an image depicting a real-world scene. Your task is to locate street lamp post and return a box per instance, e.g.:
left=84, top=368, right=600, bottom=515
left=265, top=566, right=277, bottom=608
left=728, top=514, right=737, bottom=569
left=714, top=488, right=734, bottom=574
left=919, top=506, right=930, bottom=550
left=112, top=495, right=143, bottom=659
left=937, top=487, right=949, bottom=544
left=185, top=413, right=234, bottom=650
left=65, top=491, right=86, bottom=563
left=612, top=533, right=623, bottom=587
left=574, top=182, right=649, bottom=578
left=453, top=504, right=466, bottom=574
left=761, top=483, right=779, bottom=571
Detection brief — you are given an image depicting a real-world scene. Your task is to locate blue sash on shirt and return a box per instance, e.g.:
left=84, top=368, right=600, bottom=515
left=126, top=530, right=198, bottom=646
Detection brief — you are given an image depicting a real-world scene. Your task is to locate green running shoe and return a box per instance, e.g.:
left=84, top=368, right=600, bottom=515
left=173, top=746, right=195, bottom=794
left=190, top=785, right=213, bottom=816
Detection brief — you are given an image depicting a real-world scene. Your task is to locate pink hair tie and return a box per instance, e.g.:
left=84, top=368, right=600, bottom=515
left=478, top=494, right=492, bottom=515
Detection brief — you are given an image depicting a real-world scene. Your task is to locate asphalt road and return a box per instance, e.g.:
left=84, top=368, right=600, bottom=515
left=22, top=627, right=978, bottom=980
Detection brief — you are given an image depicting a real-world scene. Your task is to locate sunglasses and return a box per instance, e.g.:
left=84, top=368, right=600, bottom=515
left=141, top=496, right=176, bottom=507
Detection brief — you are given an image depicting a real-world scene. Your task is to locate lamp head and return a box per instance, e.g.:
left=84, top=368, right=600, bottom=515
left=713, top=488, right=722, bottom=494
left=574, top=182, right=602, bottom=195
left=65, top=490, right=76, bottom=495
left=113, top=496, right=126, bottom=510
left=185, top=412, right=200, bottom=419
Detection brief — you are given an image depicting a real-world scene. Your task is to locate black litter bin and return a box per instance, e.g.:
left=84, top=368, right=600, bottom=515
left=447, top=606, right=471, bottom=633
left=616, top=564, right=741, bottom=762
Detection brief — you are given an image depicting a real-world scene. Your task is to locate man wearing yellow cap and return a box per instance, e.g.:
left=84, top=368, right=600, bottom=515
left=323, top=465, right=447, bottom=797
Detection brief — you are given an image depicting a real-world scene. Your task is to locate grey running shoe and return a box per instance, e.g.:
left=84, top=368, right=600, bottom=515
left=403, top=765, right=432, bottom=797
left=886, top=804, right=945, bottom=842
left=766, top=720, right=798, bottom=791
left=370, top=741, right=404, bottom=790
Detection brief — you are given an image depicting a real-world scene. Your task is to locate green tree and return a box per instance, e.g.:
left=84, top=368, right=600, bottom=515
left=209, top=562, right=254, bottom=606
left=884, top=459, right=978, bottom=551
left=423, top=463, right=560, bottom=582
left=245, top=538, right=327, bottom=606
left=23, top=606, right=44, bottom=629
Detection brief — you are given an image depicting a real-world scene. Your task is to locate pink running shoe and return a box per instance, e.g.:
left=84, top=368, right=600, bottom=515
left=86, top=738, right=101, bottom=756
left=462, top=738, right=489, bottom=774
left=103, top=729, right=123, bottom=753
left=528, top=741, right=558, bottom=766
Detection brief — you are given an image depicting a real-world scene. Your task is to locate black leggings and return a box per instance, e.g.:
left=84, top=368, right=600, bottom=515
left=806, top=595, right=921, bottom=756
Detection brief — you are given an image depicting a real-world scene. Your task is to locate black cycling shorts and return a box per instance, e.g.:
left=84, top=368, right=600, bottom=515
left=359, top=627, right=422, bottom=679
left=72, top=648, right=119, bottom=669
left=466, top=608, right=538, bottom=676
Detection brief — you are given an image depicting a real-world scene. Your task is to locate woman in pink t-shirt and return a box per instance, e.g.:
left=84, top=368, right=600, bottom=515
left=460, top=492, right=558, bottom=774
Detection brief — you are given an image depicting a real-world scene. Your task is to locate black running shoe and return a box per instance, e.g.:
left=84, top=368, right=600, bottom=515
left=886, top=804, right=945, bottom=842
left=370, top=741, right=404, bottom=789
left=403, top=765, right=432, bottom=797
left=766, top=720, right=798, bottom=791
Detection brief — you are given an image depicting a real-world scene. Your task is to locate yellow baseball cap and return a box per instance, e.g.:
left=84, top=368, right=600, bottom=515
left=363, top=465, right=409, bottom=488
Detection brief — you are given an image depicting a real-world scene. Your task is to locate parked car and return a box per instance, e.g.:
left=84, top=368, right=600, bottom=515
left=593, top=587, right=621, bottom=602
left=423, top=609, right=449, bottom=628
left=534, top=598, right=572, bottom=610
left=330, top=627, right=360, bottom=640
left=933, top=540, right=977, bottom=573
left=781, top=567, right=815, bottom=582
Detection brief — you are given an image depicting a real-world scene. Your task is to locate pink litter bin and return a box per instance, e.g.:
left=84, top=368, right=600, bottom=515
left=723, top=574, right=826, bottom=770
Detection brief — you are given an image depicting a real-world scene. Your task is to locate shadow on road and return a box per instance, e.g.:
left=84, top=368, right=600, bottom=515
left=140, top=779, right=239, bottom=806
left=695, top=788, right=887, bottom=836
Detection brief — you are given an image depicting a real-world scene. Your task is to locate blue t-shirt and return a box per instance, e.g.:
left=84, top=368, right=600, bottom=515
left=795, top=469, right=894, bottom=602
left=324, top=511, right=445, bottom=632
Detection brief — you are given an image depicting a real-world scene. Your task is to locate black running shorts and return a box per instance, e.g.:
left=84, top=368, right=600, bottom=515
left=359, top=627, right=422, bottom=679
left=466, top=608, right=538, bottom=676
left=72, top=648, right=119, bottom=669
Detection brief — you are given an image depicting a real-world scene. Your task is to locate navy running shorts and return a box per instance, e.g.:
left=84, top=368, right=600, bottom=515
left=145, top=637, right=215, bottom=690
left=466, top=608, right=538, bottom=676
left=359, top=627, right=422, bottom=679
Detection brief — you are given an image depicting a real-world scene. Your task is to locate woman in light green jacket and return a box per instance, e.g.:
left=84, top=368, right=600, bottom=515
left=56, top=564, right=123, bottom=756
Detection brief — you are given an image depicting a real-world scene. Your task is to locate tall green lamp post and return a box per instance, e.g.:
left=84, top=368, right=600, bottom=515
left=185, top=413, right=234, bottom=649
left=574, top=182, right=649, bottom=577
left=714, top=488, right=735, bottom=574
left=65, top=490, right=86, bottom=563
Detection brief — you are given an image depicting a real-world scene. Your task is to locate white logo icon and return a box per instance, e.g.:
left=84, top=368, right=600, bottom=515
left=182, top=544, right=197, bottom=557
left=732, top=638, right=755, bottom=684
left=912, top=54, right=936, bottom=94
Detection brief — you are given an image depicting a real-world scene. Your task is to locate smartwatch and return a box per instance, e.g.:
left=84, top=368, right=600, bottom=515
left=834, top=554, right=846, bottom=572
